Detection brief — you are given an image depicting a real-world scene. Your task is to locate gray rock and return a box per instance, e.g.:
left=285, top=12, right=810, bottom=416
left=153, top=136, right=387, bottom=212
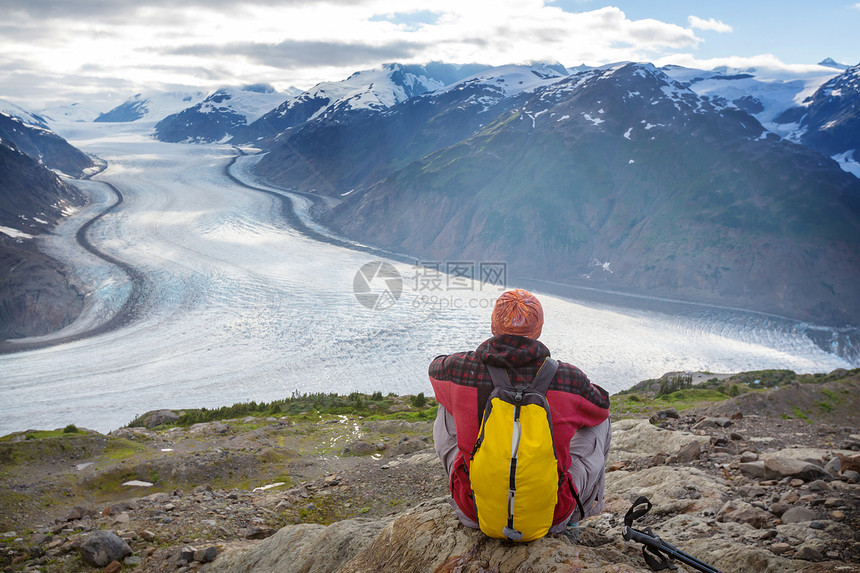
left=716, top=499, right=771, bottom=529
left=136, top=409, right=181, bottom=428
left=780, top=507, right=818, bottom=523
left=739, top=461, right=767, bottom=479
left=29, top=533, right=50, bottom=545
left=243, top=525, right=276, bottom=540
left=194, top=546, right=218, bottom=563
left=693, top=417, right=733, bottom=429
left=206, top=519, right=388, bottom=573
left=65, top=505, right=96, bottom=521
left=343, top=441, right=377, bottom=455
left=204, top=499, right=659, bottom=573
left=649, top=408, right=679, bottom=424
left=769, top=502, right=790, bottom=517
left=764, top=457, right=829, bottom=482
left=78, top=530, right=132, bottom=567
left=769, top=542, right=791, bottom=555
left=807, top=480, right=829, bottom=492
left=794, top=544, right=825, bottom=561
left=824, top=456, right=841, bottom=476
left=180, top=545, right=197, bottom=561
left=674, top=441, right=701, bottom=463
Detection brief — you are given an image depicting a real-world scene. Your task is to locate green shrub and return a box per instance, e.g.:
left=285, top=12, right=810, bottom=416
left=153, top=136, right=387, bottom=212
left=63, top=424, right=78, bottom=433
left=411, top=393, right=426, bottom=407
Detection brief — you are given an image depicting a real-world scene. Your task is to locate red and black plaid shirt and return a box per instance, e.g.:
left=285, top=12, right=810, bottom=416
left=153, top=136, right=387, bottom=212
left=429, top=334, right=610, bottom=526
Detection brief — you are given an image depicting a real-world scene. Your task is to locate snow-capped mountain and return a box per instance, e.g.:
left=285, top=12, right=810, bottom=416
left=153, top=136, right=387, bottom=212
left=0, top=99, right=51, bottom=130
left=153, top=85, right=293, bottom=143
left=94, top=89, right=209, bottom=124
left=661, top=63, right=841, bottom=127
left=819, top=57, right=851, bottom=71
left=230, top=62, right=490, bottom=144
left=773, top=63, right=860, bottom=177
left=267, top=62, right=859, bottom=327
left=252, top=62, right=570, bottom=192
left=0, top=109, right=94, bottom=178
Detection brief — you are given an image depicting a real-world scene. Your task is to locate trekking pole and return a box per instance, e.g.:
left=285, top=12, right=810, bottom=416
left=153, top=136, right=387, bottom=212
left=621, top=496, right=723, bottom=573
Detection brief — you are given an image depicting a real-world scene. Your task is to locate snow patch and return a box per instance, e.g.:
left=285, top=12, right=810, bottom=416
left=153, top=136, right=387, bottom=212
left=253, top=482, right=286, bottom=492
left=624, top=127, right=633, bottom=140
left=582, top=113, right=604, bottom=126
left=0, top=225, right=33, bottom=239
left=832, top=151, right=860, bottom=178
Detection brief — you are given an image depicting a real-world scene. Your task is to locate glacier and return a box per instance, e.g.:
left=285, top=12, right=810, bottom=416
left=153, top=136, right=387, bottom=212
left=0, top=121, right=853, bottom=435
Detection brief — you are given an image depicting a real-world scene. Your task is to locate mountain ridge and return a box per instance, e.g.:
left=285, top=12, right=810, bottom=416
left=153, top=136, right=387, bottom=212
left=246, top=62, right=860, bottom=326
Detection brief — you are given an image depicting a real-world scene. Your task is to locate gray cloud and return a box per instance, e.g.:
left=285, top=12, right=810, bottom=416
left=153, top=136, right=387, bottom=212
left=0, top=0, right=373, bottom=19
left=165, top=38, right=427, bottom=69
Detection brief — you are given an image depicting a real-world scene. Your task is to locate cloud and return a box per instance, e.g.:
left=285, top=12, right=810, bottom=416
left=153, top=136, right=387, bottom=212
left=166, top=39, right=427, bottom=69
left=1, top=0, right=371, bottom=19
left=0, top=1, right=717, bottom=108
left=653, top=52, right=842, bottom=80
left=688, top=15, right=733, bottom=33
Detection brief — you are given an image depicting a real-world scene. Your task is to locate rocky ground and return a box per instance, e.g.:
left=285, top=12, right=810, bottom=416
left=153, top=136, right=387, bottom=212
left=1, top=373, right=859, bottom=572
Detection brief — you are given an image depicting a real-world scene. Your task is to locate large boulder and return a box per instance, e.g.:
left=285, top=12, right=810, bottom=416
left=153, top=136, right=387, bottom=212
left=608, top=419, right=709, bottom=463
left=605, top=465, right=729, bottom=516
left=204, top=519, right=390, bottom=573
left=204, top=498, right=654, bottom=573
left=763, top=457, right=830, bottom=482
left=78, top=530, right=132, bottom=567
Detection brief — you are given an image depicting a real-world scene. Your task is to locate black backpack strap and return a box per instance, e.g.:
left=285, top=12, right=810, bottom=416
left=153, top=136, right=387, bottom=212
left=479, top=358, right=558, bottom=425
left=530, top=358, right=558, bottom=394
left=485, top=364, right=513, bottom=389
left=484, top=358, right=558, bottom=392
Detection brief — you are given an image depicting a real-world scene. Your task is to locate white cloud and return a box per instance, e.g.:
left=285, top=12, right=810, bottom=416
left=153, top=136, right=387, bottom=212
left=653, top=52, right=842, bottom=81
left=688, top=15, right=733, bottom=33
left=1, top=1, right=714, bottom=109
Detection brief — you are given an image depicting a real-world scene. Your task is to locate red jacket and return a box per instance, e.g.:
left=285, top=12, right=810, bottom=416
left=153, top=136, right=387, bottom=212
left=429, top=334, right=610, bottom=526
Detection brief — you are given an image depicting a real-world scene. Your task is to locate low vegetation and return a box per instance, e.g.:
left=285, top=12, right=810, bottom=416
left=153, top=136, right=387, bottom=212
left=126, top=391, right=438, bottom=429
left=119, top=368, right=860, bottom=430
left=612, top=367, right=859, bottom=419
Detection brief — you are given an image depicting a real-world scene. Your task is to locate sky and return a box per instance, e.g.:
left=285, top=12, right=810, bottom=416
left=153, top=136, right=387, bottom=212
left=1, top=0, right=859, bottom=111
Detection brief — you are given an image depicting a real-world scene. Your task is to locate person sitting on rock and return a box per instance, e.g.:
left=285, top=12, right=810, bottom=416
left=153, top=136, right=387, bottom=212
left=429, top=288, right=611, bottom=536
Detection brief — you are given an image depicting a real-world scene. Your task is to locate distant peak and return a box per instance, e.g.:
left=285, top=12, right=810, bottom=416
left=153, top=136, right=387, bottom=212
left=818, top=58, right=849, bottom=70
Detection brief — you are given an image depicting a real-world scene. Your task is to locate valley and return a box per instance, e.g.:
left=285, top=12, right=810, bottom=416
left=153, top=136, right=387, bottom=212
left=0, top=121, right=853, bottom=436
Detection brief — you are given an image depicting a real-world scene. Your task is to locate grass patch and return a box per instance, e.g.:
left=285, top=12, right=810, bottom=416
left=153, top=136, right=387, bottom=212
left=126, top=392, right=437, bottom=429
left=104, top=438, right=147, bottom=461
left=821, top=388, right=842, bottom=404
left=792, top=406, right=811, bottom=422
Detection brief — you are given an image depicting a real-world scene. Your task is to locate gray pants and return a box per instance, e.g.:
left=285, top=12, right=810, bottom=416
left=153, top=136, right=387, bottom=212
left=433, top=405, right=612, bottom=529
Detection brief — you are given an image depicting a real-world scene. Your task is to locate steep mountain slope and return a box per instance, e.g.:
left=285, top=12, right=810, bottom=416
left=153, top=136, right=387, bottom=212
left=154, top=85, right=288, bottom=143
left=0, top=140, right=85, bottom=339
left=0, top=111, right=94, bottom=177
left=318, top=63, right=860, bottom=326
left=774, top=63, right=860, bottom=171
left=252, top=63, right=569, bottom=193
left=231, top=62, right=491, bottom=145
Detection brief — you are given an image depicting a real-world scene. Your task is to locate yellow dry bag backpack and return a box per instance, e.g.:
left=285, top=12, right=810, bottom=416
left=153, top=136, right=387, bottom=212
left=469, top=358, right=561, bottom=542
